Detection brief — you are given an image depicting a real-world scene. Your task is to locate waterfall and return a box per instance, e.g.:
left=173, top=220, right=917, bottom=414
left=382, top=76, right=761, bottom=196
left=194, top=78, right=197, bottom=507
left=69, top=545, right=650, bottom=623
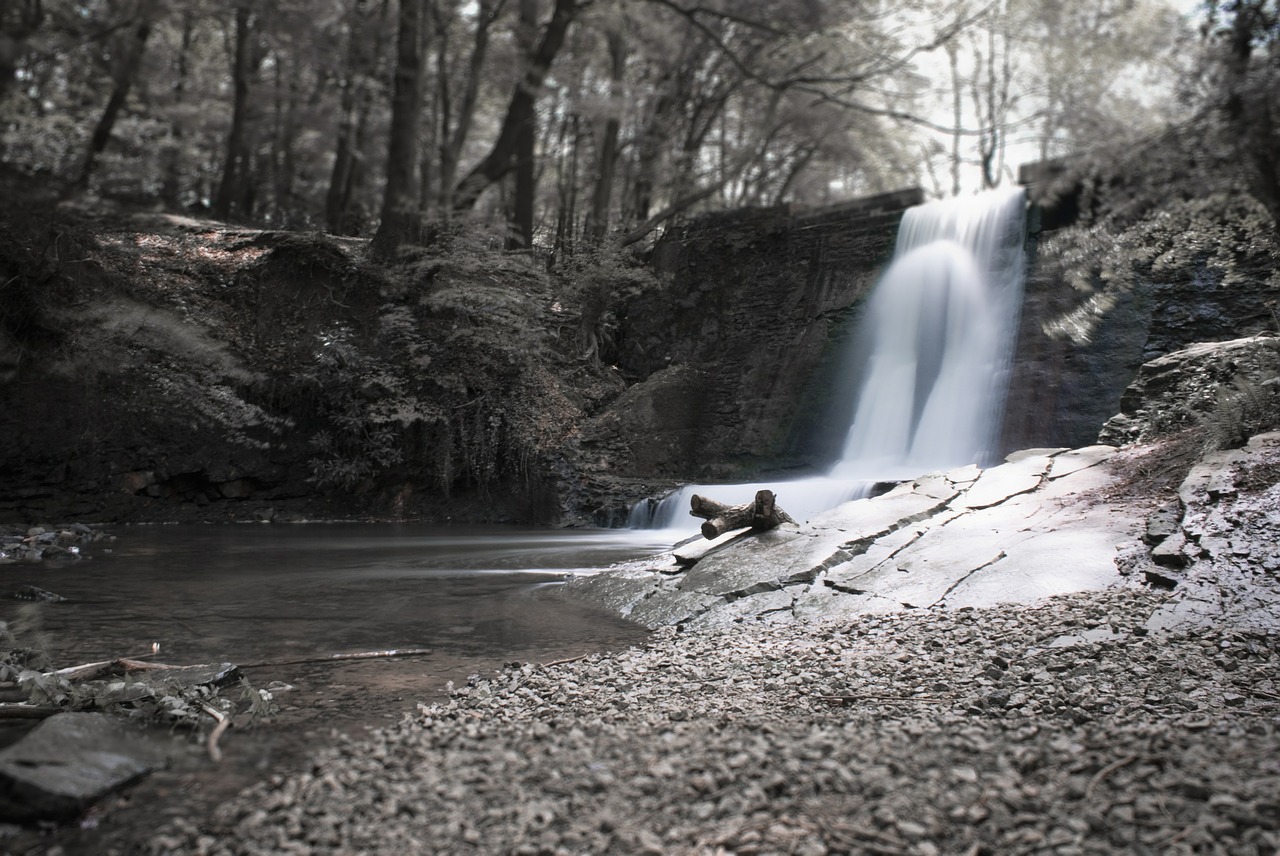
left=631, top=187, right=1028, bottom=530
left=831, top=186, right=1027, bottom=477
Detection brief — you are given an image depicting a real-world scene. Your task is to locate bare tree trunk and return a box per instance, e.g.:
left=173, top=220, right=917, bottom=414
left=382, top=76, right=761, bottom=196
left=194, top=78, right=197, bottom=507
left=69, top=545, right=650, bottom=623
left=630, top=84, right=673, bottom=223
left=947, top=39, right=962, bottom=196
left=451, top=0, right=579, bottom=212
left=584, top=26, right=626, bottom=243
left=326, top=0, right=383, bottom=233
left=372, top=0, right=425, bottom=257
left=509, top=0, right=538, bottom=249
left=160, top=10, right=194, bottom=208
left=417, top=0, right=437, bottom=217
left=270, top=53, right=302, bottom=226
left=71, top=2, right=158, bottom=192
left=213, top=5, right=256, bottom=221
left=551, top=110, right=579, bottom=261
left=437, top=0, right=504, bottom=214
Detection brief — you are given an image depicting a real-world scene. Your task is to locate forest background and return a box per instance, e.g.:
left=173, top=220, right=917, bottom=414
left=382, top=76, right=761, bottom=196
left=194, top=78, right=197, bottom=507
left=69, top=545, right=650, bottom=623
left=7, top=0, right=1271, bottom=248
left=0, top=0, right=1277, bottom=525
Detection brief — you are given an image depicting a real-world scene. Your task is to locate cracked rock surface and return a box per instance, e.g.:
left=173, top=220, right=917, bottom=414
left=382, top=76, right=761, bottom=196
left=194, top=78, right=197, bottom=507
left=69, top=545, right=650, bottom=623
left=559, top=444, right=1140, bottom=630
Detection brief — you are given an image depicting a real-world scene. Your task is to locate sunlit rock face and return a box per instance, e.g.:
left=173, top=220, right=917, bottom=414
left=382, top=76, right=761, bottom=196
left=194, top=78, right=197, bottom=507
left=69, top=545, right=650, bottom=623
left=1001, top=186, right=1280, bottom=453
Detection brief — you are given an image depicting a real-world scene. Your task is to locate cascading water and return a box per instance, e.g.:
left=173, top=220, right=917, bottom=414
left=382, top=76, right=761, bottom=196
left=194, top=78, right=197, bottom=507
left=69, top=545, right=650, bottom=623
left=832, top=186, right=1027, bottom=476
left=634, top=186, right=1028, bottom=530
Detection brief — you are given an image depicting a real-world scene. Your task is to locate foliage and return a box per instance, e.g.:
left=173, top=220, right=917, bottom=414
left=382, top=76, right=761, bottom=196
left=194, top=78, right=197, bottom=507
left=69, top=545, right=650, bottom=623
left=0, top=0, right=1204, bottom=254
left=549, top=243, right=661, bottom=367
left=282, top=228, right=602, bottom=500
left=0, top=187, right=70, bottom=353
left=1201, top=375, right=1280, bottom=451
left=1197, top=0, right=1280, bottom=232
left=303, top=324, right=408, bottom=492
left=1033, top=116, right=1280, bottom=348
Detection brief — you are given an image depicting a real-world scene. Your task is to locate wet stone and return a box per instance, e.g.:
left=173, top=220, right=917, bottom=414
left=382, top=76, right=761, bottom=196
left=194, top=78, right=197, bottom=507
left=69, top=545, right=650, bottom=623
left=0, top=713, right=168, bottom=823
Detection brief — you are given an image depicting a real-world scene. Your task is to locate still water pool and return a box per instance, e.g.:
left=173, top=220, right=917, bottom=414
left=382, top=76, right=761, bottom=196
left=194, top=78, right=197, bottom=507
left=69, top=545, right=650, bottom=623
left=1, top=523, right=674, bottom=669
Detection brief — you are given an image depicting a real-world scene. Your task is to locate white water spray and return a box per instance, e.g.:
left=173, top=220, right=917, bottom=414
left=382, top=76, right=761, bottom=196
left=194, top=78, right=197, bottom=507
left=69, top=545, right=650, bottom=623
left=635, top=187, right=1028, bottom=530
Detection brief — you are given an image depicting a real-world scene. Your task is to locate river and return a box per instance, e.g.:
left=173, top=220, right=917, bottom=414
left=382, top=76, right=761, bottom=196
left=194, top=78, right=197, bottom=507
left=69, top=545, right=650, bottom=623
left=2, top=523, right=672, bottom=668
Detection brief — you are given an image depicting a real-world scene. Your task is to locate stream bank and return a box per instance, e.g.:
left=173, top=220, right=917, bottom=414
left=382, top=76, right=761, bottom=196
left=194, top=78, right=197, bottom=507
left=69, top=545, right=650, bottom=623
left=146, top=587, right=1279, bottom=855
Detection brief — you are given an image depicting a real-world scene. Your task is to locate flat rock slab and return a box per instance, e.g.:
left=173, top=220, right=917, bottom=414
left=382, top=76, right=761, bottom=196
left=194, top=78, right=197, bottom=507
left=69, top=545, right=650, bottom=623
left=561, top=565, right=665, bottom=620
left=0, top=712, right=168, bottom=823
left=679, top=489, right=954, bottom=603
left=1149, top=431, right=1280, bottom=635
left=954, top=454, right=1052, bottom=510
left=1047, top=445, right=1116, bottom=480
left=561, top=443, right=1163, bottom=629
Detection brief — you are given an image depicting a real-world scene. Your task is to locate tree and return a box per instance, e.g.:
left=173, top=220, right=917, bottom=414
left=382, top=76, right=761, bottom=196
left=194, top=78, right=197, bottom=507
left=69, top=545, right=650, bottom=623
left=583, top=22, right=625, bottom=242
left=509, top=0, right=539, bottom=248
left=1205, top=0, right=1280, bottom=230
left=372, top=0, right=426, bottom=256
left=451, top=0, right=581, bottom=212
left=922, top=0, right=1187, bottom=193
left=1, top=0, right=1202, bottom=245
left=213, top=3, right=261, bottom=220
left=434, top=0, right=506, bottom=214
left=326, top=0, right=388, bottom=233
left=71, top=0, right=165, bottom=193
left=159, top=7, right=196, bottom=207
left=0, top=1, right=45, bottom=101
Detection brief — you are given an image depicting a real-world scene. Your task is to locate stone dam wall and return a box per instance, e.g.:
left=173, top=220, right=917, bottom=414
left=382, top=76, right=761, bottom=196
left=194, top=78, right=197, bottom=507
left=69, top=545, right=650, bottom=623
left=578, top=188, right=924, bottom=483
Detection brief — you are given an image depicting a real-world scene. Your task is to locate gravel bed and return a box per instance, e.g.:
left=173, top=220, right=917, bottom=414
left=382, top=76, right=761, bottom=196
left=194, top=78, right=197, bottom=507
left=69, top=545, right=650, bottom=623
left=147, top=584, right=1280, bottom=855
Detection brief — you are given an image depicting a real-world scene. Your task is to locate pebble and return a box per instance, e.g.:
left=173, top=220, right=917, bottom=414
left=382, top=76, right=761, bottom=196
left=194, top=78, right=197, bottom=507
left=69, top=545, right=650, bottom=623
left=143, top=585, right=1279, bottom=855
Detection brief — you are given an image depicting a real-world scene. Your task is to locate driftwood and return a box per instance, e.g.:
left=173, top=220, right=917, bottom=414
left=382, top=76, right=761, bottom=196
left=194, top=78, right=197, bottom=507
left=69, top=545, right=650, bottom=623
left=689, top=489, right=796, bottom=540
left=54, top=657, right=171, bottom=682
left=199, top=702, right=233, bottom=763
left=239, top=647, right=434, bottom=669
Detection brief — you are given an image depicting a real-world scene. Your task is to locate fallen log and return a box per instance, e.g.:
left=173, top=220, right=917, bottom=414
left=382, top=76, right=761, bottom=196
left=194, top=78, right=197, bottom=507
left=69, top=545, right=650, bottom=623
left=690, top=489, right=796, bottom=540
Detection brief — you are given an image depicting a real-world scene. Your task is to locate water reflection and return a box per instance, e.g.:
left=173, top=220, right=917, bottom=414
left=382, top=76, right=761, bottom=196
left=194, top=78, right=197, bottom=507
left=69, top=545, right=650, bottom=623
left=0, top=524, right=671, bottom=669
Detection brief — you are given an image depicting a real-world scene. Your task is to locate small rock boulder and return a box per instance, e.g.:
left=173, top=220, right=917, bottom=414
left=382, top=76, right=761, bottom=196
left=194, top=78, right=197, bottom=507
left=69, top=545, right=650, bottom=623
left=1099, top=336, right=1280, bottom=446
left=0, top=712, right=168, bottom=823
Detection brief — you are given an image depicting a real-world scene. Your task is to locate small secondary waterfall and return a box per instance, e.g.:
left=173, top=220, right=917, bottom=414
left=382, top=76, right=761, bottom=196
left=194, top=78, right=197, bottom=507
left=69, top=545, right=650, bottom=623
left=634, top=187, right=1028, bottom=530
